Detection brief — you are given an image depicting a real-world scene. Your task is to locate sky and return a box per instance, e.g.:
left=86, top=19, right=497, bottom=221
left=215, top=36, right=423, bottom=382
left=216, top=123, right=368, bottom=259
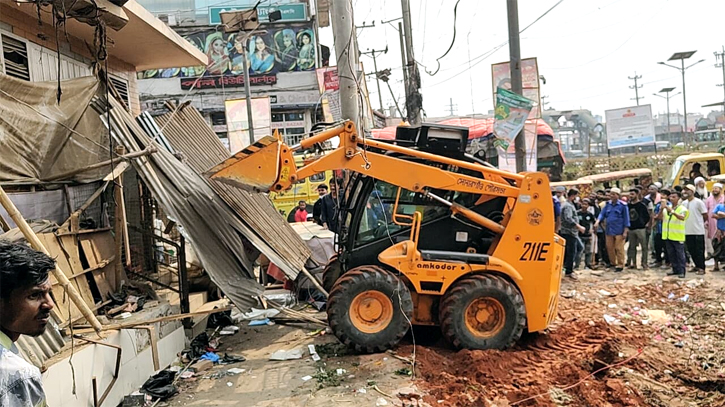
left=318, top=0, right=725, bottom=120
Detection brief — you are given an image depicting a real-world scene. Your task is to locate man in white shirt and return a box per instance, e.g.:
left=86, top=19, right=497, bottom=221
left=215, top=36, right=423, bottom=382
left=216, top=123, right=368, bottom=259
left=0, top=241, right=55, bottom=407
left=683, top=185, right=708, bottom=275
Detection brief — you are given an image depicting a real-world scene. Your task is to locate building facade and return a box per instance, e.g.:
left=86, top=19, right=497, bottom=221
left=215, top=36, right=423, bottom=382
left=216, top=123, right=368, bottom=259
left=0, top=0, right=205, bottom=114
left=136, top=0, right=326, bottom=149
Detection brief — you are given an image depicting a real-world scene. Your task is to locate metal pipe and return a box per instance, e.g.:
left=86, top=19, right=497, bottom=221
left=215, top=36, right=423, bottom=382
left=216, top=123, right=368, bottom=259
left=74, top=335, right=121, bottom=407
left=360, top=137, right=525, bottom=181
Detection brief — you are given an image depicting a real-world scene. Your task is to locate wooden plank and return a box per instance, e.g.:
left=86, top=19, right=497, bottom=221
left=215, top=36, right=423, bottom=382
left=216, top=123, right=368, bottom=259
left=79, top=233, right=115, bottom=299
left=37, top=234, right=82, bottom=321
left=56, top=235, right=96, bottom=306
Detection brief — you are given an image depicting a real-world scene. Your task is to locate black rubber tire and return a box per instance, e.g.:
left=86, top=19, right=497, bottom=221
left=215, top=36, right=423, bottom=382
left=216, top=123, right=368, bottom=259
left=322, top=255, right=342, bottom=293
left=328, top=266, right=414, bottom=353
left=439, top=274, right=526, bottom=350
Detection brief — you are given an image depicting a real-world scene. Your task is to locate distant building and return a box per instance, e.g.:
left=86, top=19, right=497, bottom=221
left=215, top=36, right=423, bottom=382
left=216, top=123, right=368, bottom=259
left=136, top=0, right=327, bottom=149
left=0, top=0, right=204, bottom=114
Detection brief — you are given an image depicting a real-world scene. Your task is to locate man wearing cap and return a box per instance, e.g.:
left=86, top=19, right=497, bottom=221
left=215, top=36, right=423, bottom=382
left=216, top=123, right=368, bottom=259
left=594, top=187, right=630, bottom=272
left=662, top=190, right=689, bottom=278
left=560, top=188, right=585, bottom=279
left=706, top=183, right=724, bottom=271
left=683, top=184, right=708, bottom=274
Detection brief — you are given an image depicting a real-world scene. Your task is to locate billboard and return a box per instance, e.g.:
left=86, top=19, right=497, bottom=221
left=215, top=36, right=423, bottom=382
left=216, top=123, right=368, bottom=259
left=604, top=105, right=656, bottom=149
left=209, top=4, right=308, bottom=25
left=140, top=25, right=317, bottom=80
left=316, top=67, right=341, bottom=122
left=492, top=57, right=541, bottom=119
left=225, top=97, right=272, bottom=152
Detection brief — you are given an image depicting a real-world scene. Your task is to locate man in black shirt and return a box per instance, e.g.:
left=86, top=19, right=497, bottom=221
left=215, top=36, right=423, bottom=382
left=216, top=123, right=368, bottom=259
left=626, top=188, right=651, bottom=269
left=320, top=179, right=342, bottom=234
left=576, top=198, right=596, bottom=270
left=312, top=184, right=328, bottom=225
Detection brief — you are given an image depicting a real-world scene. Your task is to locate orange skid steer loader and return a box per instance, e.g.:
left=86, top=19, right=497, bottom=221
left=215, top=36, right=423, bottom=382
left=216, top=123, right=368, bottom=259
left=207, top=121, right=564, bottom=352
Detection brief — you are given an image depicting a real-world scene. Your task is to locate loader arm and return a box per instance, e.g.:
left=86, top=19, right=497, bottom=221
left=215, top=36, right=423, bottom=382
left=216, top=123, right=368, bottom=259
left=209, top=121, right=522, bottom=203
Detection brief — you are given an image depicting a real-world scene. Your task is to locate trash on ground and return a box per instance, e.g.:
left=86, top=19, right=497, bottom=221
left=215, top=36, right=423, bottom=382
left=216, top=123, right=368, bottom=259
left=376, top=397, right=389, bottom=406
left=220, top=325, right=241, bottom=334
left=249, top=318, right=274, bottom=326
left=200, top=352, right=220, bottom=363
left=269, top=349, right=303, bottom=360
left=646, top=309, right=670, bottom=324
left=227, top=368, right=246, bottom=375
left=190, top=360, right=214, bottom=373
left=141, top=370, right=178, bottom=401
left=301, top=375, right=313, bottom=381
left=243, top=308, right=281, bottom=321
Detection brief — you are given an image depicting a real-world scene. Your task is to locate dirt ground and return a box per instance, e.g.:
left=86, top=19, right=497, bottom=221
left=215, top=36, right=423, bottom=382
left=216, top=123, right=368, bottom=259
left=160, top=268, right=725, bottom=407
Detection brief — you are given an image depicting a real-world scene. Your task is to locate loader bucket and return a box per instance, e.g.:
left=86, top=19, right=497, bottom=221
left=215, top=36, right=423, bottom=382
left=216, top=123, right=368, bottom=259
left=206, top=136, right=282, bottom=191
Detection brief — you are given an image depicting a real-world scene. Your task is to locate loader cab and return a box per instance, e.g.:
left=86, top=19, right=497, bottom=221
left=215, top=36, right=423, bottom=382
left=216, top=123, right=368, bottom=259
left=336, top=164, right=508, bottom=272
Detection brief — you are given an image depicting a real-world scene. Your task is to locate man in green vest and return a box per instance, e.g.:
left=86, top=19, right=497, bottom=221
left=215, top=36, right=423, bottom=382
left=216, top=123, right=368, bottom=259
left=662, top=190, right=689, bottom=278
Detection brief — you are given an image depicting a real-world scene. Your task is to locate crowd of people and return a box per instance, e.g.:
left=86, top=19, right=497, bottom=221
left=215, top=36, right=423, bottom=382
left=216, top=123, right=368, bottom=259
left=554, top=179, right=725, bottom=280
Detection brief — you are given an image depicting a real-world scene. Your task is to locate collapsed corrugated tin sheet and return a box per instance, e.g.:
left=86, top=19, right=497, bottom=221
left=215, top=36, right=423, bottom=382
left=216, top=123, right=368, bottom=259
left=102, top=97, right=263, bottom=309
left=149, top=105, right=310, bottom=278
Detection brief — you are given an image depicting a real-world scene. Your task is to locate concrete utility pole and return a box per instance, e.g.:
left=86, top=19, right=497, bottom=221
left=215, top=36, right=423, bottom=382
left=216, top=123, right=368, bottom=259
left=401, top=0, right=422, bottom=125
left=330, top=0, right=360, bottom=127
left=506, top=0, right=526, bottom=173
left=397, top=21, right=409, bottom=118
left=715, top=46, right=725, bottom=113
left=361, top=47, right=388, bottom=112
left=241, top=43, right=255, bottom=145
left=629, top=72, right=643, bottom=105
left=446, top=98, right=457, bottom=116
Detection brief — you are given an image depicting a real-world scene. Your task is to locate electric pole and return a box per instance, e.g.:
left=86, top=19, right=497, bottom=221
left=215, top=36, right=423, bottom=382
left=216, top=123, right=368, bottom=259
left=330, top=0, right=360, bottom=128
left=445, top=98, right=458, bottom=116
left=401, top=0, right=422, bottom=125
left=716, top=46, right=725, bottom=113
left=629, top=72, right=643, bottom=105
left=361, top=47, right=388, bottom=113
left=506, top=0, right=525, bottom=172
left=541, top=95, right=549, bottom=110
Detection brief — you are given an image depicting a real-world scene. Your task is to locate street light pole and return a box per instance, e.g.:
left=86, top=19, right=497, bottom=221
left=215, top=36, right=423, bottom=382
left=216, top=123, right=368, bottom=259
left=658, top=51, right=704, bottom=149
left=654, top=87, right=680, bottom=143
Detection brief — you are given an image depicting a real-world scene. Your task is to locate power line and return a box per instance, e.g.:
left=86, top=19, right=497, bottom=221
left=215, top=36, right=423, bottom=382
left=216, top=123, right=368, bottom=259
left=424, top=0, right=565, bottom=88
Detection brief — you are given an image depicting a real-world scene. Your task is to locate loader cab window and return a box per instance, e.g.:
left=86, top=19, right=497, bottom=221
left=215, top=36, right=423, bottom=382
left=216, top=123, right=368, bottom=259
left=354, top=180, right=475, bottom=246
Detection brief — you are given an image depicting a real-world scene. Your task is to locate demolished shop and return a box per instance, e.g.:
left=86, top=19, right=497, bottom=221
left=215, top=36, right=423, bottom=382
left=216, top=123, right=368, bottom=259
left=0, top=1, right=325, bottom=406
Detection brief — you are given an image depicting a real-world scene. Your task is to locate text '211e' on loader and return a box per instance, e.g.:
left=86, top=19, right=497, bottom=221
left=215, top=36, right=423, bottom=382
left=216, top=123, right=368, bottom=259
left=208, top=121, right=564, bottom=352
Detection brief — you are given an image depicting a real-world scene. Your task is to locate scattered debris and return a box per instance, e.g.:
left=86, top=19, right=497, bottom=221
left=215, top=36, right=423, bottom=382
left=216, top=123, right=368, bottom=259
left=315, top=341, right=351, bottom=357
left=140, top=370, right=178, bottom=401
left=394, top=368, right=413, bottom=377
left=301, top=375, right=313, bottom=381
left=220, top=325, right=241, bottom=334
left=190, top=360, right=213, bottom=373
left=269, top=349, right=303, bottom=361
left=376, top=397, right=389, bottom=406
left=227, top=368, right=245, bottom=375
left=248, top=318, right=274, bottom=326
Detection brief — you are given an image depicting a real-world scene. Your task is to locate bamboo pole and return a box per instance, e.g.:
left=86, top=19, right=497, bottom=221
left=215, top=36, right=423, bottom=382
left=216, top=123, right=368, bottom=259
left=70, top=306, right=234, bottom=334
left=0, top=186, right=103, bottom=334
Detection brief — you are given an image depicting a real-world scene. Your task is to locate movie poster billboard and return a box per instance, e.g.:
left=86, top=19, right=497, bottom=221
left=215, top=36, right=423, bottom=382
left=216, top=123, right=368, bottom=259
left=140, top=25, right=317, bottom=89
left=225, top=97, right=272, bottom=152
